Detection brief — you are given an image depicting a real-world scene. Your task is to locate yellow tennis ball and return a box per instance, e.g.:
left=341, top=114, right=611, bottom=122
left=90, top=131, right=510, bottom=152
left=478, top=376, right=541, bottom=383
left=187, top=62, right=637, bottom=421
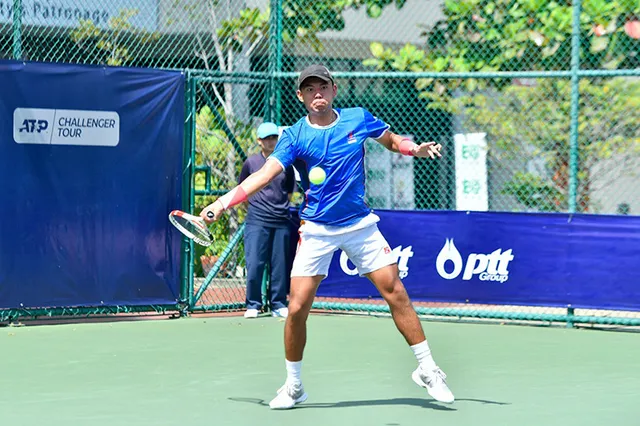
left=309, top=167, right=326, bottom=185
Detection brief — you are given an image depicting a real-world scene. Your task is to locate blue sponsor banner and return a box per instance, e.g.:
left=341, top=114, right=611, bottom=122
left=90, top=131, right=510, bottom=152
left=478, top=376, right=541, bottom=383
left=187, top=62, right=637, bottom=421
left=0, top=60, right=184, bottom=308
left=315, top=210, right=640, bottom=311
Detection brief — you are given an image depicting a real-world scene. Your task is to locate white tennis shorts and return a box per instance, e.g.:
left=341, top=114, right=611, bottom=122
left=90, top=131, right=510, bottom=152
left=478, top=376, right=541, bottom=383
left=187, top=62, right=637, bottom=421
left=290, top=214, right=396, bottom=278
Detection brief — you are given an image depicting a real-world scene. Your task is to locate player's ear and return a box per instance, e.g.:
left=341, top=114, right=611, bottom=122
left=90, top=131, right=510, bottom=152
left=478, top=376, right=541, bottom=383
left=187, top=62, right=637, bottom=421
left=296, top=90, right=304, bottom=103
left=332, top=84, right=337, bottom=97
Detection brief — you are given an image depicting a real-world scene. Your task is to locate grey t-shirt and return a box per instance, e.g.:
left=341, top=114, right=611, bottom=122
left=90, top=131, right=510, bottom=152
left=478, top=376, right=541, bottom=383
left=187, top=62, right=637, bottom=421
left=238, top=153, right=296, bottom=227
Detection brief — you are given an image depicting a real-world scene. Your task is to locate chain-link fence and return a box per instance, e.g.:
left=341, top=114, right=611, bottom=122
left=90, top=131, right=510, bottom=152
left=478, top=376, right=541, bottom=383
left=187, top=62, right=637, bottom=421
left=3, top=0, right=637, bottom=215
left=2, top=0, right=639, bottom=325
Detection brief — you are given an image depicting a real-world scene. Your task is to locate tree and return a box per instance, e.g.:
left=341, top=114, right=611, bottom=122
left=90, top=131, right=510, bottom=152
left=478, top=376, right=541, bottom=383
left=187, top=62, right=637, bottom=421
left=450, top=78, right=639, bottom=212
left=279, top=0, right=409, bottom=51
left=70, top=9, right=159, bottom=66
left=430, top=0, right=639, bottom=72
left=167, top=0, right=408, bottom=275
left=192, top=105, right=260, bottom=275
left=364, top=0, right=640, bottom=212
left=168, top=0, right=409, bottom=116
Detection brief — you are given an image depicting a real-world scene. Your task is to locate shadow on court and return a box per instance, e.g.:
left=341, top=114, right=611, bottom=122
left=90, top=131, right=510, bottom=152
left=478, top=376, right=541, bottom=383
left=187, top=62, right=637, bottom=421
left=228, top=396, right=510, bottom=411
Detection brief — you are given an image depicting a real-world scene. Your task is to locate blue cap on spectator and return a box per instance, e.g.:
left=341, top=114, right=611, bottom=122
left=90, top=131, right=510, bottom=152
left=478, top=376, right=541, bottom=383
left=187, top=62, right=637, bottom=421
left=257, top=122, right=279, bottom=139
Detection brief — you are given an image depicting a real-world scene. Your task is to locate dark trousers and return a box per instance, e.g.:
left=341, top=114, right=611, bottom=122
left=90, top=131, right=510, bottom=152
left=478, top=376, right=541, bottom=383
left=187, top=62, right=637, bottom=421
left=243, top=223, right=291, bottom=310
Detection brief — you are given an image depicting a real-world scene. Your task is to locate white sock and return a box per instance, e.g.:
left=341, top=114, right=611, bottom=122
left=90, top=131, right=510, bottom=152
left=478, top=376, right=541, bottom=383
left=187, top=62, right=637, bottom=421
left=285, top=359, right=302, bottom=384
left=411, top=340, right=437, bottom=371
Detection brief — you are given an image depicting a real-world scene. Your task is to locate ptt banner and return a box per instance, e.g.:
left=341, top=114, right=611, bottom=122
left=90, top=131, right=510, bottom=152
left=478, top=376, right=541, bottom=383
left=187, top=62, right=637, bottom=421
left=0, top=60, right=184, bottom=309
left=316, top=210, right=640, bottom=311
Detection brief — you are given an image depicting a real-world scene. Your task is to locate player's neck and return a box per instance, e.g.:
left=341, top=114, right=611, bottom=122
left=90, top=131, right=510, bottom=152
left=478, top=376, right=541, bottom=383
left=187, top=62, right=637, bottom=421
left=307, top=109, right=337, bottom=127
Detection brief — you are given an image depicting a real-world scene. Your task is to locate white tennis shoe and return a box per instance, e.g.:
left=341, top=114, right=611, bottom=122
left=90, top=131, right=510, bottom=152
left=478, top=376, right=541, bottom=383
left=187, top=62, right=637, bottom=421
left=412, top=366, right=455, bottom=404
left=269, top=381, right=308, bottom=409
left=244, top=309, right=259, bottom=319
left=271, top=307, right=289, bottom=318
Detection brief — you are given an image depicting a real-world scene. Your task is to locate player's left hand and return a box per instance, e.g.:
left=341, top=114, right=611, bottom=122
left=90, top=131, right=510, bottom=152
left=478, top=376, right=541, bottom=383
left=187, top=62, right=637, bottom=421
left=412, top=141, right=442, bottom=159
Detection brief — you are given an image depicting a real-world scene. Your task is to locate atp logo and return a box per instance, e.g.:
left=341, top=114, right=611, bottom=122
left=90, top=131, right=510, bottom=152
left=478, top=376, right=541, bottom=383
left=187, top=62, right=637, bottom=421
left=436, top=239, right=514, bottom=283
left=19, top=119, right=49, bottom=133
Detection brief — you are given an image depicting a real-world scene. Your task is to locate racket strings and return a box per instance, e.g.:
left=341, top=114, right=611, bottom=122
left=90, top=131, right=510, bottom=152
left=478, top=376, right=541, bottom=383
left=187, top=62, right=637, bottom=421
left=170, top=215, right=212, bottom=246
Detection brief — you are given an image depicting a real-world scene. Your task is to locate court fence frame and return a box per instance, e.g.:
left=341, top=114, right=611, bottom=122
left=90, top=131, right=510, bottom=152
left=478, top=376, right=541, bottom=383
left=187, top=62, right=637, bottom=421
left=182, top=0, right=640, bottom=328
left=1, top=0, right=639, bottom=327
left=184, top=71, right=640, bottom=330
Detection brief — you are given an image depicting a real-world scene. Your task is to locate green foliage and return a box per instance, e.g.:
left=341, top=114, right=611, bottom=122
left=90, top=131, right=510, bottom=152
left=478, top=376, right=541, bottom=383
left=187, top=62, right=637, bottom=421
left=70, top=9, right=159, bottom=66
left=193, top=104, right=261, bottom=255
left=502, top=172, right=564, bottom=212
left=175, top=0, right=408, bottom=274
left=194, top=106, right=257, bottom=170
left=281, top=0, right=407, bottom=51
left=168, top=1, right=269, bottom=73
left=434, top=0, right=638, bottom=72
left=364, top=0, right=640, bottom=79
left=363, top=43, right=426, bottom=71
left=217, top=8, right=270, bottom=55
left=171, top=0, right=407, bottom=59
left=446, top=78, right=640, bottom=212
left=363, top=0, right=639, bottom=212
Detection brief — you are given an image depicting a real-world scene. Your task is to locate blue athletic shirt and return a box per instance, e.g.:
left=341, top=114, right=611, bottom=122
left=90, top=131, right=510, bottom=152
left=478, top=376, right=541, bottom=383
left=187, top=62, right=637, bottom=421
left=270, top=107, right=390, bottom=227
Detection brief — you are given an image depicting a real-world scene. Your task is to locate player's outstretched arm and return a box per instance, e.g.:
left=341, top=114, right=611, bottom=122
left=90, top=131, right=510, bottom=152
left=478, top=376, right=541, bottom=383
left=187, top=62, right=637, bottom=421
left=200, top=158, right=284, bottom=223
left=375, top=130, right=443, bottom=159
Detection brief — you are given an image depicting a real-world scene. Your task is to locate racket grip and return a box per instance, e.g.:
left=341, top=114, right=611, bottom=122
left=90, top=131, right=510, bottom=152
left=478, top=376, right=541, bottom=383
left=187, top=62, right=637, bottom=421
left=207, top=211, right=214, bottom=219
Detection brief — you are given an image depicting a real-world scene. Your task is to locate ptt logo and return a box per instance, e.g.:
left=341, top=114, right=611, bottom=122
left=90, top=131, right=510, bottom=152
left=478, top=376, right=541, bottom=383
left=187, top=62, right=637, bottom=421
left=19, top=119, right=49, bottom=133
left=436, top=239, right=514, bottom=283
left=341, top=245, right=414, bottom=278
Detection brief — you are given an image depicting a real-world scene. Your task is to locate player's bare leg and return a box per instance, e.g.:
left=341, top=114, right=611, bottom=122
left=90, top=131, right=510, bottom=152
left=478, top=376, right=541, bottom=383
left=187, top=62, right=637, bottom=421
left=366, top=264, right=425, bottom=345
left=285, top=275, right=323, bottom=361
left=269, top=274, right=323, bottom=409
left=367, top=264, right=455, bottom=404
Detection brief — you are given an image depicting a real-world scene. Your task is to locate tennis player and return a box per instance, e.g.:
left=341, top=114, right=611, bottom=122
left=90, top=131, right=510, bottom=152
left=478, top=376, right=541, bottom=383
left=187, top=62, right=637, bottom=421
left=201, top=64, right=454, bottom=409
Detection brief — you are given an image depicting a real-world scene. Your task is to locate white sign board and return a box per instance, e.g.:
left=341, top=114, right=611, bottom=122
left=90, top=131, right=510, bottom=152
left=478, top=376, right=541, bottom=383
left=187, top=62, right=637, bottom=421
left=13, top=107, right=120, bottom=147
left=454, top=132, right=488, bottom=211
left=0, top=0, right=157, bottom=31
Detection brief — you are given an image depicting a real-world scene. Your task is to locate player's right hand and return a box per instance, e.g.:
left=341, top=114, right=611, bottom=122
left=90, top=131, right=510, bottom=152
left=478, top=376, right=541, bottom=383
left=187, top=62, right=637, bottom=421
left=200, top=200, right=224, bottom=223
left=413, top=141, right=443, bottom=159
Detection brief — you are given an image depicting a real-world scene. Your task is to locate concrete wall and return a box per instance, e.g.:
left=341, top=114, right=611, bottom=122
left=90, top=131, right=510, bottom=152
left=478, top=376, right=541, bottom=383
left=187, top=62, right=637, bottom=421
left=590, top=155, right=640, bottom=215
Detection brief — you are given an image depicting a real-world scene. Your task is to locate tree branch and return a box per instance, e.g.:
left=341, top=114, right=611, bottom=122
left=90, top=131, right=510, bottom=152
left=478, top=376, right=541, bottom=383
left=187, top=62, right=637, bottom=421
left=194, top=33, right=211, bottom=70
left=208, top=0, right=226, bottom=71
left=245, top=32, right=265, bottom=57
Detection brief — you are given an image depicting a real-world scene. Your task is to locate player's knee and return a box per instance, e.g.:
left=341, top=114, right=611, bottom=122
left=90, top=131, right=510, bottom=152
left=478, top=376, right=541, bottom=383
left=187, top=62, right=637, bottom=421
left=287, top=300, right=311, bottom=322
left=383, top=279, right=410, bottom=306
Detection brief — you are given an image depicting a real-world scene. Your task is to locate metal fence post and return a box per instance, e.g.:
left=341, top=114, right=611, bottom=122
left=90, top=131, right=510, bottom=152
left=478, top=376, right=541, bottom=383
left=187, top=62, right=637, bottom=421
left=267, top=0, right=277, bottom=121
left=179, top=71, right=192, bottom=308
left=186, top=75, right=197, bottom=310
left=268, top=0, right=283, bottom=123
left=566, top=306, right=575, bottom=328
left=12, top=0, right=22, bottom=59
left=275, top=0, right=283, bottom=123
left=261, top=264, right=270, bottom=313
left=568, top=0, right=582, bottom=213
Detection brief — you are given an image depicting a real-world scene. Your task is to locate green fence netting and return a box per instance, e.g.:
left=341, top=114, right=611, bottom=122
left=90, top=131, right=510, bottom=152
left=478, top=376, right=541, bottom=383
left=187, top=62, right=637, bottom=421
left=1, top=0, right=639, bottom=326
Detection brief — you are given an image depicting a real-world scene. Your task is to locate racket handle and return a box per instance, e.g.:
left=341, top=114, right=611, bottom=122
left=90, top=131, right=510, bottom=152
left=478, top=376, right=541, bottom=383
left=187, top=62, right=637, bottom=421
left=207, top=211, right=214, bottom=219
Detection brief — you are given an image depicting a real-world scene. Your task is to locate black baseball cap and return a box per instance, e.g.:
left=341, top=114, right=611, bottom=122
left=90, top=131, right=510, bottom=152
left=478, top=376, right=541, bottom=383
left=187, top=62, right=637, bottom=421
left=297, top=64, right=334, bottom=89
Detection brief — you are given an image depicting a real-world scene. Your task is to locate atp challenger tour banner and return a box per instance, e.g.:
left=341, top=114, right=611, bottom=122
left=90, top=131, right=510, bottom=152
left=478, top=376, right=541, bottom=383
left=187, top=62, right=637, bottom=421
left=0, top=60, right=184, bottom=309
left=313, top=210, right=640, bottom=311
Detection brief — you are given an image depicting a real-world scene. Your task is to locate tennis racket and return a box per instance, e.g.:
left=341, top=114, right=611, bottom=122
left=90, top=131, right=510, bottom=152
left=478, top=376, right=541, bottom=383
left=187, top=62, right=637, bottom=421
left=168, top=210, right=214, bottom=247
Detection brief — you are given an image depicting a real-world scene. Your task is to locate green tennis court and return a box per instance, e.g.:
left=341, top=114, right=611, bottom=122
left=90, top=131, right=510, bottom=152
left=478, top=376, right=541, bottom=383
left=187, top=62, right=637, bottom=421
left=1, top=314, right=638, bottom=426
